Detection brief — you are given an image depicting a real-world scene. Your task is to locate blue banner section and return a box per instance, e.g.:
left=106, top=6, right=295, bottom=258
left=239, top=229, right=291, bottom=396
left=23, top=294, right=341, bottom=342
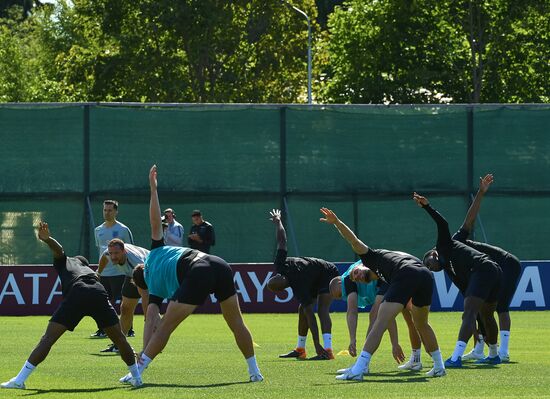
left=330, top=261, right=549, bottom=312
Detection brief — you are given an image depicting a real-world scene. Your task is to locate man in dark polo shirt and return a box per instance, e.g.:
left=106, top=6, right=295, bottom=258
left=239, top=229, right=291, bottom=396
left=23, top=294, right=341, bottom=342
left=0, top=222, right=142, bottom=390
left=187, top=210, right=215, bottom=254
left=266, top=209, right=339, bottom=361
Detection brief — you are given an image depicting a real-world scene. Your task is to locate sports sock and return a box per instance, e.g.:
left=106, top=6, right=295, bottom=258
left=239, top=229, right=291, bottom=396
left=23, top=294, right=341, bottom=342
left=139, top=353, right=153, bottom=373
left=350, top=351, right=371, bottom=375
left=488, top=344, right=498, bottom=357
left=430, top=349, right=444, bottom=369
left=246, top=355, right=261, bottom=375
left=322, top=333, right=332, bottom=350
left=297, top=335, right=307, bottom=349
left=499, top=331, right=510, bottom=356
left=474, top=334, right=485, bottom=354
left=411, top=348, right=421, bottom=363
left=15, top=361, right=36, bottom=385
left=450, top=341, right=467, bottom=361
left=128, top=363, right=140, bottom=379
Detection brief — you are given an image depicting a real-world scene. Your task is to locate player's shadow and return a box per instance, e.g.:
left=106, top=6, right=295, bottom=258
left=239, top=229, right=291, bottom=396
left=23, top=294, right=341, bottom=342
left=321, top=370, right=430, bottom=384
left=145, top=381, right=251, bottom=389
left=22, top=387, right=120, bottom=396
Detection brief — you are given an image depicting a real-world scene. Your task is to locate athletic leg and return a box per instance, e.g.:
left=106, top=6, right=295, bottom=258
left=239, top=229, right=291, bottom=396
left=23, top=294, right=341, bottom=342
left=2, top=322, right=67, bottom=389
left=317, top=293, right=333, bottom=353
left=410, top=305, right=446, bottom=376
left=220, top=294, right=263, bottom=381
left=119, top=296, right=139, bottom=336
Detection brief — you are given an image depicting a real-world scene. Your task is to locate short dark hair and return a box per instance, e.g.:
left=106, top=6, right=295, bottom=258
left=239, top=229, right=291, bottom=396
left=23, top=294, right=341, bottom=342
left=132, top=264, right=148, bottom=290
left=103, top=199, right=119, bottom=209
left=191, top=210, right=201, bottom=216
left=108, top=238, right=125, bottom=250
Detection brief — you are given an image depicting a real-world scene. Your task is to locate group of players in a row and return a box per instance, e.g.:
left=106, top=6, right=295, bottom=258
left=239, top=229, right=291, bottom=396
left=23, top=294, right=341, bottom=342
left=1, top=169, right=518, bottom=389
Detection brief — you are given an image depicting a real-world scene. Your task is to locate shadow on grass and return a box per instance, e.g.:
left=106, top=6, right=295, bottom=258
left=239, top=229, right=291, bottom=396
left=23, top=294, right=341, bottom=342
left=144, top=381, right=251, bottom=389
left=23, top=386, right=121, bottom=396
left=317, top=370, right=431, bottom=384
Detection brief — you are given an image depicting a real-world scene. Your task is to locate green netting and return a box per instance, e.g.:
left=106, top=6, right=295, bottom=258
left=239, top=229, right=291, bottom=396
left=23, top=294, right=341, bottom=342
left=1, top=104, right=550, bottom=264
left=0, top=107, right=84, bottom=193
left=286, top=107, right=469, bottom=192
left=0, top=200, right=84, bottom=264
left=473, top=107, right=550, bottom=190
left=89, top=107, right=281, bottom=192
left=88, top=195, right=278, bottom=263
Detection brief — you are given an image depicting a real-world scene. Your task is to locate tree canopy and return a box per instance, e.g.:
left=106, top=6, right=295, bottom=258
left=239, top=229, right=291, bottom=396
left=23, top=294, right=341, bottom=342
left=0, top=0, right=547, bottom=103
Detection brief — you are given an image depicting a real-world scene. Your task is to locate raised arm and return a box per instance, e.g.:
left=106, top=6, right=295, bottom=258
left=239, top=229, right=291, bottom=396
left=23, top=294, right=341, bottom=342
left=319, top=207, right=368, bottom=255
left=412, top=193, right=452, bottom=244
left=37, top=222, right=64, bottom=259
left=149, top=165, right=163, bottom=241
left=461, top=174, right=494, bottom=232
left=269, top=209, right=287, bottom=251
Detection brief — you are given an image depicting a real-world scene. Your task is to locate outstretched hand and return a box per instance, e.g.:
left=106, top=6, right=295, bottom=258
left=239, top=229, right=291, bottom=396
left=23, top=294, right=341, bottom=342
left=149, top=165, right=158, bottom=190
left=319, top=207, right=339, bottom=224
left=269, top=209, right=282, bottom=224
left=412, top=192, right=429, bottom=207
left=479, top=174, right=494, bottom=193
left=38, top=222, right=50, bottom=241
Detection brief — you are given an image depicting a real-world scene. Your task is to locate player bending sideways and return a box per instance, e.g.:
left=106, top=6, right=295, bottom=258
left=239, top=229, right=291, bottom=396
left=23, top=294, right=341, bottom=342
left=267, top=209, right=339, bottom=360
left=120, top=165, right=263, bottom=384
left=451, top=175, right=521, bottom=363
left=1, top=222, right=141, bottom=390
left=330, top=262, right=425, bottom=371
left=320, top=207, right=446, bottom=380
left=414, top=192, right=502, bottom=367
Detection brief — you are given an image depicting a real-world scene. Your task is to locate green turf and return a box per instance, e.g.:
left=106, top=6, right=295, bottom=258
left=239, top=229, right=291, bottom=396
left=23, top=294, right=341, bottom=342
left=0, top=311, right=549, bottom=398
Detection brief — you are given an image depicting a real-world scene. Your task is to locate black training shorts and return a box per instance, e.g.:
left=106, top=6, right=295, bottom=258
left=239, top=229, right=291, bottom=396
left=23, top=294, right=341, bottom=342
left=496, top=255, right=522, bottom=313
left=99, top=275, right=126, bottom=301
left=383, top=264, right=434, bottom=307
left=376, top=280, right=389, bottom=296
left=465, top=263, right=501, bottom=303
left=121, top=276, right=140, bottom=299
left=317, top=262, right=340, bottom=296
left=172, top=254, right=236, bottom=305
left=50, top=277, right=119, bottom=331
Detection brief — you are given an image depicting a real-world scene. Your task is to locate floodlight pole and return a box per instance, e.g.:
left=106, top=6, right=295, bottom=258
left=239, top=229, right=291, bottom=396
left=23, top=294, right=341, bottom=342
left=282, top=1, right=312, bottom=104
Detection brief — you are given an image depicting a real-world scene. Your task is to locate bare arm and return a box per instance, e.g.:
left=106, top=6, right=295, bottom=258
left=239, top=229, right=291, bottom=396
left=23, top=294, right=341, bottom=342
left=143, top=302, right=161, bottom=350
left=462, top=174, right=494, bottom=232
left=319, top=208, right=368, bottom=255
left=346, top=292, right=359, bottom=357
left=301, top=303, right=328, bottom=357
left=269, top=209, right=287, bottom=251
left=98, top=253, right=109, bottom=274
left=149, top=165, right=163, bottom=241
left=38, top=222, right=64, bottom=259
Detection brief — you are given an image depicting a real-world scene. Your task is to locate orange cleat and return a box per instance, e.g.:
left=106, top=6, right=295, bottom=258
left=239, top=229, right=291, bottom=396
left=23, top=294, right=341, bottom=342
left=279, top=347, right=307, bottom=360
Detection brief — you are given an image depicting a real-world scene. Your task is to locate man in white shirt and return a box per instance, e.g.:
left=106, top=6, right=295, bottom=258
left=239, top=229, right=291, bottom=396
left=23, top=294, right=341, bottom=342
left=162, top=208, right=184, bottom=247
left=92, top=199, right=134, bottom=338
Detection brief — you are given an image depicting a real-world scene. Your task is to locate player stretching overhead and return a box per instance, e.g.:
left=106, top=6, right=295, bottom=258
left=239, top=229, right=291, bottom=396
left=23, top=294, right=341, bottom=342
left=267, top=209, right=339, bottom=360
left=120, top=165, right=263, bottom=383
left=330, top=264, right=424, bottom=371
left=320, top=208, right=446, bottom=380
left=1, top=222, right=141, bottom=390
left=414, top=192, right=502, bottom=367
left=454, top=175, right=521, bottom=363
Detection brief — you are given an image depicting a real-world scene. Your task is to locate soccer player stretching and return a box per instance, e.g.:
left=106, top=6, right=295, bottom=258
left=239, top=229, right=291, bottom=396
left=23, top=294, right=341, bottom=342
left=120, top=165, right=262, bottom=383
left=1, top=222, right=141, bottom=389
left=320, top=208, right=446, bottom=380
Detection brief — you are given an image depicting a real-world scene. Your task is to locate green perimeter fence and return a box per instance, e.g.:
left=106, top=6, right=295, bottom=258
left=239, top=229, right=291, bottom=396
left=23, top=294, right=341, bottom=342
left=1, top=103, right=549, bottom=265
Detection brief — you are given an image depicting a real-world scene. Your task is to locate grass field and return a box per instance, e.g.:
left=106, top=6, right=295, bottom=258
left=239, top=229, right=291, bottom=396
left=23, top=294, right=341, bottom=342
left=0, top=311, right=549, bottom=399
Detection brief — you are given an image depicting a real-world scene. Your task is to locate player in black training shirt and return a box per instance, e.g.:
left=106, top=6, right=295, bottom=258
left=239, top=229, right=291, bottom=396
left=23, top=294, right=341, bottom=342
left=413, top=192, right=503, bottom=367
left=266, top=209, right=339, bottom=360
left=320, top=207, right=446, bottom=380
left=454, top=174, right=521, bottom=363
left=0, top=222, right=142, bottom=390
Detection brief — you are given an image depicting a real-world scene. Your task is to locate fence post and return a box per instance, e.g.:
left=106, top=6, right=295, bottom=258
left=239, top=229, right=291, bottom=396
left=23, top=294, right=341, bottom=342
left=81, top=104, right=91, bottom=259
